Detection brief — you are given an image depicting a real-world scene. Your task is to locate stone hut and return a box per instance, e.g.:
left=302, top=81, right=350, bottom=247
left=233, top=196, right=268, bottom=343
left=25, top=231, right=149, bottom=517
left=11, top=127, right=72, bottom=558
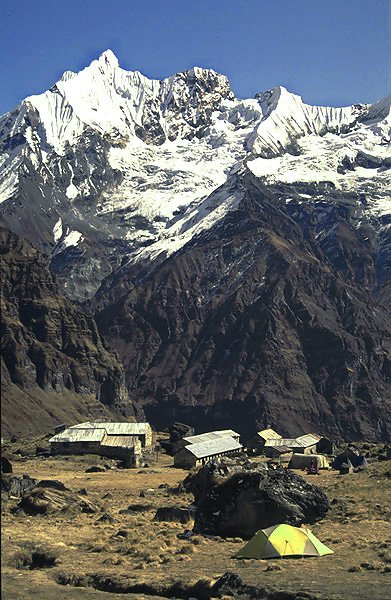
left=48, top=421, right=150, bottom=466
left=66, top=421, right=153, bottom=447
left=174, top=429, right=240, bottom=453
left=174, top=436, right=243, bottom=469
left=246, top=428, right=282, bottom=455
left=264, top=434, right=320, bottom=455
left=263, top=445, right=293, bottom=461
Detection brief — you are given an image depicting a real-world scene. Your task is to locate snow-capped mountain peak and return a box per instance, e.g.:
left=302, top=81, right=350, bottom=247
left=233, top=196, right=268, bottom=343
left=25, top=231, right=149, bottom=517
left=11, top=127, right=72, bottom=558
left=0, top=51, right=390, bottom=300
left=97, top=48, right=120, bottom=68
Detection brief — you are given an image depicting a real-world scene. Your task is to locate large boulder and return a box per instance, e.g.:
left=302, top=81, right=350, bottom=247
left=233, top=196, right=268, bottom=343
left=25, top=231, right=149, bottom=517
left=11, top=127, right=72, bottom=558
left=159, top=423, right=196, bottom=455
left=333, top=450, right=367, bottom=470
left=184, top=456, right=267, bottom=504
left=169, top=422, right=195, bottom=444
left=193, top=468, right=329, bottom=539
left=1, top=474, right=37, bottom=497
left=15, top=485, right=99, bottom=516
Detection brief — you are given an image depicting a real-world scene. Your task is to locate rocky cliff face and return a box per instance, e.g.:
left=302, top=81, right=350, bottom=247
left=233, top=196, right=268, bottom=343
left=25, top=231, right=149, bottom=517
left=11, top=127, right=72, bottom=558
left=96, top=173, right=391, bottom=442
left=0, top=227, right=135, bottom=435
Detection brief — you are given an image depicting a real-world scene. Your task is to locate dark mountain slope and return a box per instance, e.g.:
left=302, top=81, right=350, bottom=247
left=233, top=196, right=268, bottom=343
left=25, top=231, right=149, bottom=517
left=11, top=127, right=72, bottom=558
left=0, top=227, right=136, bottom=436
left=96, top=178, right=391, bottom=441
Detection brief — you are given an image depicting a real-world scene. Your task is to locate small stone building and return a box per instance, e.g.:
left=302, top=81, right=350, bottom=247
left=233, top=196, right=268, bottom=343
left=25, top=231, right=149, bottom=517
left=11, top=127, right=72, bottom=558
left=174, top=436, right=243, bottom=469
left=295, top=434, right=321, bottom=454
left=49, top=428, right=105, bottom=455
left=49, top=421, right=151, bottom=465
left=174, top=429, right=241, bottom=453
left=263, top=445, right=293, bottom=461
left=67, top=421, right=153, bottom=447
left=264, top=434, right=320, bottom=455
left=246, top=428, right=282, bottom=455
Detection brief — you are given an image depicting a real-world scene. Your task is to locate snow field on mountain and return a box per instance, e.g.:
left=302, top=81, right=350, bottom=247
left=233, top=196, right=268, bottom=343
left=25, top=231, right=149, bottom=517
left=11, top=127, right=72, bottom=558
left=0, top=49, right=390, bottom=273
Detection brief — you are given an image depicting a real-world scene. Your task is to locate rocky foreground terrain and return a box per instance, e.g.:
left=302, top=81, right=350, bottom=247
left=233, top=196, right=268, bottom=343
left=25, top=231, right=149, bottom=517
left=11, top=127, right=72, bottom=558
left=1, top=441, right=390, bottom=600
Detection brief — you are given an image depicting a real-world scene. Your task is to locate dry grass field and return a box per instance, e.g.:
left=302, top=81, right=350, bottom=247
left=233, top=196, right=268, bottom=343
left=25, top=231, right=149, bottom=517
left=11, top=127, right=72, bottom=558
left=1, top=445, right=390, bottom=600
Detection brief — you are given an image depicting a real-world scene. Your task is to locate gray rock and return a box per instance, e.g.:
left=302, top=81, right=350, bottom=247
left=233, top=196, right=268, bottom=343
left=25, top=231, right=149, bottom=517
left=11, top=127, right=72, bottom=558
left=1, top=455, right=13, bottom=473
left=1, top=474, right=37, bottom=497
left=153, top=507, right=192, bottom=524
left=85, top=465, right=106, bottom=473
left=193, top=467, right=329, bottom=539
left=184, top=456, right=267, bottom=504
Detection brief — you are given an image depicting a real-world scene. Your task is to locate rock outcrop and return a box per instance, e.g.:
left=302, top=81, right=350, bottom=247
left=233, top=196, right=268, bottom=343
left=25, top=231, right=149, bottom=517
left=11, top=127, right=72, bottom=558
left=184, top=456, right=267, bottom=504
left=97, top=177, right=391, bottom=442
left=14, top=483, right=99, bottom=515
left=192, top=467, right=330, bottom=539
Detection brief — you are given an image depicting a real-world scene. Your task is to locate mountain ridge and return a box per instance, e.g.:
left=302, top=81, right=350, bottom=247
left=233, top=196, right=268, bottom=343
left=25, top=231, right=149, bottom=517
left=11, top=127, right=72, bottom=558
left=1, top=50, right=389, bottom=301
left=1, top=50, right=390, bottom=440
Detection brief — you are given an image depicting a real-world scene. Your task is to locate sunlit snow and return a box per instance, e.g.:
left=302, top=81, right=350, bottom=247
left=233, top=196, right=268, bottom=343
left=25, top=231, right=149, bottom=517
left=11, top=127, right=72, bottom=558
left=0, top=49, right=390, bottom=265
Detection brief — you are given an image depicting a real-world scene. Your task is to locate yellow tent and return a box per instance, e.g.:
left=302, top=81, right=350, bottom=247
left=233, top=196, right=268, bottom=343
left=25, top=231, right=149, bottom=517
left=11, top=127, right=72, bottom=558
left=235, top=524, right=333, bottom=559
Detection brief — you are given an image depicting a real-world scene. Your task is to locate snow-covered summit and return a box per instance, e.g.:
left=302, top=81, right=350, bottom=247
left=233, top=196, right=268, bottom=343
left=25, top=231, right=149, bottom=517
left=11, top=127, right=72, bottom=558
left=2, top=50, right=235, bottom=154
left=0, top=50, right=389, bottom=300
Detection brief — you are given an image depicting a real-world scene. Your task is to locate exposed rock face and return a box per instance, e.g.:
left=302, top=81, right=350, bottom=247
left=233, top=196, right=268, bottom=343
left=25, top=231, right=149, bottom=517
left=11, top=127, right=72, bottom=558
left=193, top=468, right=330, bottom=539
left=0, top=227, right=135, bottom=435
left=97, top=176, right=391, bottom=442
left=184, top=457, right=268, bottom=504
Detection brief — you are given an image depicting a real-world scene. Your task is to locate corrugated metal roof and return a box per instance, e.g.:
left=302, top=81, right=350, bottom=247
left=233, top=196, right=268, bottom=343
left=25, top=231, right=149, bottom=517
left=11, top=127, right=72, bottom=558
left=256, top=428, right=282, bottom=440
left=264, top=438, right=301, bottom=448
left=69, top=422, right=150, bottom=435
left=101, top=435, right=139, bottom=448
left=295, top=433, right=321, bottom=446
left=265, top=436, right=318, bottom=449
left=269, top=445, right=293, bottom=454
left=49, top=428, right=105, bottom=443
left=183, top=430, right=240, bottom=444
left=182, top=436, right=243, bottom=459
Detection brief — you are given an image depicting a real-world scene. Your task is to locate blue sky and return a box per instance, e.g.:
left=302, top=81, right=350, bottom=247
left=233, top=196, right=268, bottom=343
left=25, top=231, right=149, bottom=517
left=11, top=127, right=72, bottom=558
left=0, top=0, right=390, bottom=114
